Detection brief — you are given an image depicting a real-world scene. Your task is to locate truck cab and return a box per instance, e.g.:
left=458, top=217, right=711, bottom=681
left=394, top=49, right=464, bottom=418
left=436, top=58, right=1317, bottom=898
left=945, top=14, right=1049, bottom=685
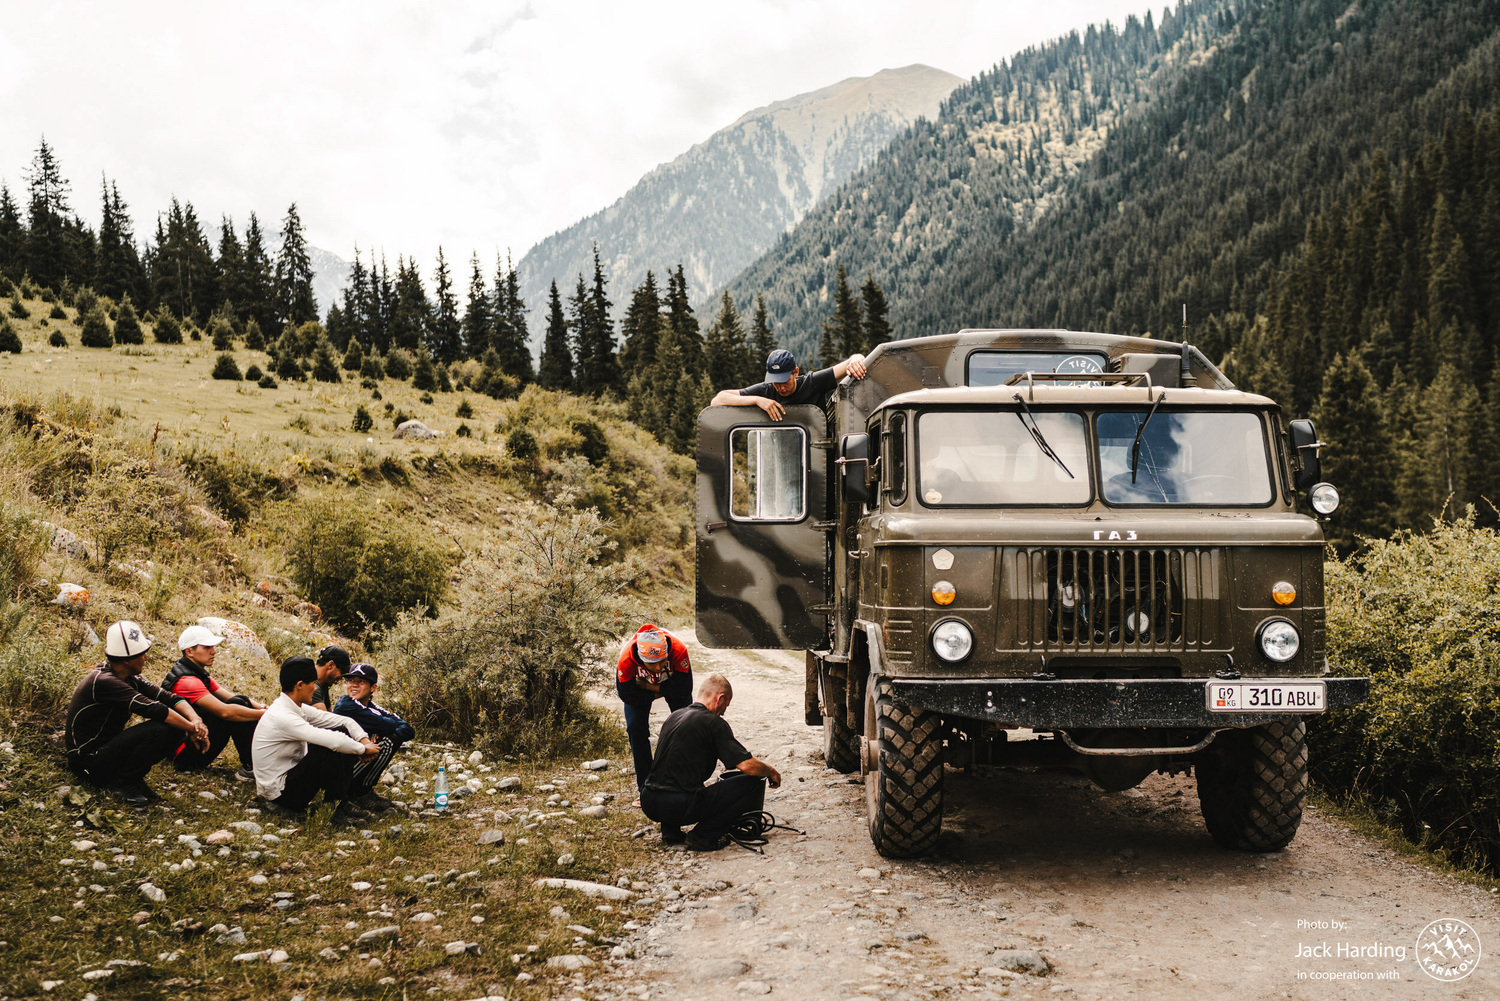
left=697, top=330, right=1367, bottom=857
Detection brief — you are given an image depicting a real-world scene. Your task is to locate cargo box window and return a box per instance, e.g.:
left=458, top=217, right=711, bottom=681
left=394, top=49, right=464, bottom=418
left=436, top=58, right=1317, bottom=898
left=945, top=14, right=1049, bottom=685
left=886, top=412, right=907, bottom=505
left=729, top=426, right=807, bottom=522
left=967, top=351, right=1106, bottom=387
left=917, top=410, right=1090, bottom=506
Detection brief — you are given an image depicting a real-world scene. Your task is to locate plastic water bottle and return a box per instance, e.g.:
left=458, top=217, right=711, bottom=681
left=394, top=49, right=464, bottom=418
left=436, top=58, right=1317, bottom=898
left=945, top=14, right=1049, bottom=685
left=434, top=765, right=449, bottom=811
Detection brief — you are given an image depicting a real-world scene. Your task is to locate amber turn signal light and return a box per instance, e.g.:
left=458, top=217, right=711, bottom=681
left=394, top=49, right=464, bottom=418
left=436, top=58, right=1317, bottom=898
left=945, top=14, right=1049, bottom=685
left=932, top=580, right=956, bottom=606
left=1272, top=581, right=1296, bottom=606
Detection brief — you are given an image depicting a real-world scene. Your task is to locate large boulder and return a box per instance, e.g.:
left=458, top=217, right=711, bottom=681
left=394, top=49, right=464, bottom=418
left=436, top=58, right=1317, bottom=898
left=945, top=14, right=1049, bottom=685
left=393, top=420, right=441, bottom=440
left=196, top=617, right=269, bottom=661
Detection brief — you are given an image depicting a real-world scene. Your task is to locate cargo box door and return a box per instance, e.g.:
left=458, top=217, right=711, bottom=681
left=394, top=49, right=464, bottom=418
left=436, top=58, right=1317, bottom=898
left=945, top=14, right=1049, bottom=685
left=696, top=404, right=829, bottom=649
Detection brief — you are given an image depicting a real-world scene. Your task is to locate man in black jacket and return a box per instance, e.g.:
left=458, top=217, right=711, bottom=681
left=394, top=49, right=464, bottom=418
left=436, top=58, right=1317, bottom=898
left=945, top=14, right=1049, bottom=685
left=640, top=674, right=781, bottom=851
left=65, top=621, right=212, bottom=805
left=161, top=625, right=266, bottom=780
left=332, top=663, right=415, bottom=812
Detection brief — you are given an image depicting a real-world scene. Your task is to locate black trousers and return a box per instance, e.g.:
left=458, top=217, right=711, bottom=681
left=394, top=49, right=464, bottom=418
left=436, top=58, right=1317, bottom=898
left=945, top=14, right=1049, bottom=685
left=270, top=744, right=356, bottom=812
left=173, top=694, right=258, bottom=771
left=617, top=671, right=693, bottom=793
left=350, top=736, right=399, bottom=795
left=69, top=720, right=179, bottom=787
left=640, top=770, right=767, bottom=840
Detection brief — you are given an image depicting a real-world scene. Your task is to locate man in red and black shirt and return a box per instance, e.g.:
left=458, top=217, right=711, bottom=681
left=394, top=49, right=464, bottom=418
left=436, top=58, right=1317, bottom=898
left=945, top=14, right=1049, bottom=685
left=65, top=621, right=211, bottom=805
left=162, top=625, right=266, bottom=780
left=616, top=624, right=693, bottom=795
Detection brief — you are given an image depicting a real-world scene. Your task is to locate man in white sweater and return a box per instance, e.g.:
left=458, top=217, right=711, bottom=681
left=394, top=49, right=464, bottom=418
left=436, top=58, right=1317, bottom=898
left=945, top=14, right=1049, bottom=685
left=252, top=655, right=380, bottom=823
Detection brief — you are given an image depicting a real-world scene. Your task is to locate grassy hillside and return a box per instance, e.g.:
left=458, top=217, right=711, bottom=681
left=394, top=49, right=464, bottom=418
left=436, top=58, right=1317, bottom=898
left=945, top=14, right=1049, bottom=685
left=0, top=289, right=699, bottom=995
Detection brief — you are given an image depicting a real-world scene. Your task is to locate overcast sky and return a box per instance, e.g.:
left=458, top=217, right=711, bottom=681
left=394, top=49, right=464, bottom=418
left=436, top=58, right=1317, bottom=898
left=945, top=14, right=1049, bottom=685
left=1, top=1, right=1156, bottom=271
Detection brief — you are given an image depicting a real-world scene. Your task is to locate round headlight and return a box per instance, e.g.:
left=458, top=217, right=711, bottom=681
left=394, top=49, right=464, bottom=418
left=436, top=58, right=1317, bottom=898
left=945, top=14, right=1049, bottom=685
left=1309, top=482, right=1340, bottom=515
left=931, top=580, right=956, bottom=606
left=931, top=620, right=974, bottom=663
left=1258, top=618, right=1300, bottom=663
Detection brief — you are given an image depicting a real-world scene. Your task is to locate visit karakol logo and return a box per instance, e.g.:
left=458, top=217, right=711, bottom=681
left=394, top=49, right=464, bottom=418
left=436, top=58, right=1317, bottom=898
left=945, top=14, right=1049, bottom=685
left=1416, top=918, right=1481, bottom=982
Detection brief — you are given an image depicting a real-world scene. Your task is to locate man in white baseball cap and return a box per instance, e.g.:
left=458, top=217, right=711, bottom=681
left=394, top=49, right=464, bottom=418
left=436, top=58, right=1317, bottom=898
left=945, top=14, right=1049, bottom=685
left=64, top=620, right=212, bottom=805
left=160, top=624, right=267, bottom=780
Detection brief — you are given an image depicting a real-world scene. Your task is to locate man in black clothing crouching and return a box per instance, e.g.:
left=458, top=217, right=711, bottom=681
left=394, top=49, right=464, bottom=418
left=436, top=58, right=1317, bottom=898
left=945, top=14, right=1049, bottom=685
left=640, top=673, right=781, bottom=852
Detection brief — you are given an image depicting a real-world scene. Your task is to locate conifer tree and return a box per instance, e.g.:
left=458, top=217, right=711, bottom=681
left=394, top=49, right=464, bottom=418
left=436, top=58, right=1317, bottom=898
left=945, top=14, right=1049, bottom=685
left=212, top=353, right=242, bottom=380
left=817, top=315, right=839, bottom=369
left=242, top=212, right=276, bottom=335
left=538, top=280, right=573, bottom=391
left=79, top=306, right=112, bottom=347
left=388, top=257, right=431, bottom=352
left=149, top=198, right=216, bottom=323
left=859, top=273, right=891, bottom=354
left=340, top=246, right=370, bottom=351
left=98, top=180, right=145, bottom=304
left=704, top=290, right=753, bottom=390
left=574, top=251, right=620, bottom=395
left=0, top=185, right=22, bottom=282
left=342, top=336, right=364, bottom=372
left=750, top=293, right=776, bottom=370
left=209, top=314, right=234, bottom=351
left=1314, top=353, right=1395, bottom=547
left=152, top=309, right=182, bottom=345
left=243, top=317, right=265, bottom=351
left=430, top=247, right=462, bottom=363
left=824, top=264, right=863, bottom=360
left=273, top=202, right=317, bottom=328
left=23, top=137, right=75, bottom=290
left=113, top=294, right=143, bottom=345
left=664, top=265, right=702, bottom=378
left=619, top=270, right=661, bottom=383
left=0, top=316, right=21, bottom=354
left=491, top=254, right=533, bottom=383
left=461, top=253, right=491, bottom=359
left=412, top=348, right=437, bottom=392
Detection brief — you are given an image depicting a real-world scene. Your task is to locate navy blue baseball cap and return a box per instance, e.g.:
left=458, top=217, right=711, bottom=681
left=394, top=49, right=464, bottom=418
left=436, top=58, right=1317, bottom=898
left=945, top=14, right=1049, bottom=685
left=766, top=349, right=796, bottom=384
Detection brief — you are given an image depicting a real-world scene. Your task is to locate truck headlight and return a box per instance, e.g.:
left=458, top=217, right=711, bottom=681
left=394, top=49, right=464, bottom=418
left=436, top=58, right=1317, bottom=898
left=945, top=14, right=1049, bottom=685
left=1258, top=618, right=1300, bottom=663
left=931, top=620, right=974, bottom=663
left=1309, top=482, right=1340, bottom=514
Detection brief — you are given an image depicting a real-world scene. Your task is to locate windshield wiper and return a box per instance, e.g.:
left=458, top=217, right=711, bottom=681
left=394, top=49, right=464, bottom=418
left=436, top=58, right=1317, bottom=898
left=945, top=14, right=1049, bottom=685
left=1011, top=393, right=1075, bottom=479
left=1130, top=391, right=1166, bottom=483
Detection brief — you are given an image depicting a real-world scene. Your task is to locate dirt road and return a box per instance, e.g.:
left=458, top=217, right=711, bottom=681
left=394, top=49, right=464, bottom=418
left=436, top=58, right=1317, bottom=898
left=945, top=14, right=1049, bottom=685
left=587, top=633, right=1500, bottom=1001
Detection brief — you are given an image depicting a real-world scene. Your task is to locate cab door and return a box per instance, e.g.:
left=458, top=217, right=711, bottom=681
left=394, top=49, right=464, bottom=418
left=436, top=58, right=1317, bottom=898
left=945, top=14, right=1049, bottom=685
left=696, top=404, right=830, bottom=649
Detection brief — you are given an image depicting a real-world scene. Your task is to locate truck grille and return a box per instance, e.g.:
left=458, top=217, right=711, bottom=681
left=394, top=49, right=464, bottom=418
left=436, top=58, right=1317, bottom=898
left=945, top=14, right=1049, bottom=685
left=1012, top=547, right=1223, bottom=652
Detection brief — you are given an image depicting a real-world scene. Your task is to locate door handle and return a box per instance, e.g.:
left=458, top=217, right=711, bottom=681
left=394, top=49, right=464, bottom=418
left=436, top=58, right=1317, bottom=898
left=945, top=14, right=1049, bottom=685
left=706, top=521, right=728, bottom=533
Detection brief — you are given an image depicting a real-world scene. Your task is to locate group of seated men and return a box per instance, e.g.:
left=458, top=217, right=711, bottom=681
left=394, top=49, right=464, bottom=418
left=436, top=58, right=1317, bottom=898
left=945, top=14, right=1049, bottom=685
left=63, top=620, right=414, bottom=825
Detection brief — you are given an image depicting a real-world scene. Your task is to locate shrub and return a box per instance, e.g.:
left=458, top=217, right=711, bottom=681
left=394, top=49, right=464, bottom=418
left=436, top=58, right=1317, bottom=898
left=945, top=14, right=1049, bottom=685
left=352, top=405, right=374, bottom=432
left=72, top=286, right=97, bottom=320
left=1311, top=513, right=1500, bottom=873
left=152, top=310, right=183, bottom=344
left=0, top=616, right=73, bottom=721
left=412, top=351, right=437, bottom=391
left=385, top=348, right=413, bottom=381
left=360, top=377, right=377, bottom=390
left=48, top=330, right=67, bottom=348
left=275, top=350, right=306, bottom=382
left=287, top=414, right=312, bottom=434
left=419, top=392, right=434, bottom=405
left=48, top=304, right=66, bottom=320
left=342, top=338, right=364, bottom=371
left=0, top=318, right=20, bottom=354
left=209, top=315, right=234, bottom=350
left=79, top=307, right=113, bottom=347
left=456, top=423, right=472, bottom=437
left=568, top=418, right=609, bottom=465
left=244, top=364, right=264, bottom=382
left=370, top=388, right=382, bottom=400
left=8, top=291, right=28, bottom=319
left=437, top=364, right=453, bottom=392
left=360, top=355, right=385, bottom=381
left=286, top=507, right=451, bottom=633
left=38, top=287, right=56, bottom=304
left=113, top=295, right=144, bottom=344
left=390, top=409, right=412, bottom=429
left=311, top=341, right=342, bottom=383
left=211, top=353, right=243, bottom=380
left=455, top=398, right=474, bottom=419
left=243, top=317, right=265, bottom=350
left=383, top=505, right=641, bottom=751
left=258, top=374, right=278, bottom=389
left=506, top=426, right=538, bottom=463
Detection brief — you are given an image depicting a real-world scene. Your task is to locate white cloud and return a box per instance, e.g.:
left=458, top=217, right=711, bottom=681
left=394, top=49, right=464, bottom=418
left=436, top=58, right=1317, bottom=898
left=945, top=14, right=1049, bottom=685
left=0, top=0, right=1155, bottom=276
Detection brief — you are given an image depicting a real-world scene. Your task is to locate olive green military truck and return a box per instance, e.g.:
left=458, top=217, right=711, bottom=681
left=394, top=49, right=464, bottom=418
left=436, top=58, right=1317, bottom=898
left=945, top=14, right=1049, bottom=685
left=696, top=329, right=1368, bottom=857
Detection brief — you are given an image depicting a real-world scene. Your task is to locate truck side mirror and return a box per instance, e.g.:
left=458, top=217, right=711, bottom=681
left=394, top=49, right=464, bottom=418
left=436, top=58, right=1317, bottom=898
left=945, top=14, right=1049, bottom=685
left=1288, top=419, right=1322, bottom=491
left=839, top=433, right=870, bottom=505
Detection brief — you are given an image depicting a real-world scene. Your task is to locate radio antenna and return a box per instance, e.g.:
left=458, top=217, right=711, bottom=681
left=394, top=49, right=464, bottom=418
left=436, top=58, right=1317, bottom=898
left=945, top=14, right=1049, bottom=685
left=1179, top=303, right=1193, bottom=387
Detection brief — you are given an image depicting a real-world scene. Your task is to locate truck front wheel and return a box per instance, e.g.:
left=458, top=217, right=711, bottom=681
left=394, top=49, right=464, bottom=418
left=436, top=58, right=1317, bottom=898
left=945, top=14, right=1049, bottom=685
left=1196, top=720, right=1307, bottom=852
left=821, top=664, right=860, bottom=773
left=864, top=679, right=944, bottom=857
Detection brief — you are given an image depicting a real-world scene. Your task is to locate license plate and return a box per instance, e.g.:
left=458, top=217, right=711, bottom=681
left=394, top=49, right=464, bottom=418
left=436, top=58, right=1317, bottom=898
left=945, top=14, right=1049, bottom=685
left=1206, top=680, right=1326, bottom=713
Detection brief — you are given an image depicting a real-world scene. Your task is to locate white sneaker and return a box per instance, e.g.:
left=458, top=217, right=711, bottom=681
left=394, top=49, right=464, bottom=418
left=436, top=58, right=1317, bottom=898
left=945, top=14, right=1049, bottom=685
left=234, top=766, right=255, bottom=783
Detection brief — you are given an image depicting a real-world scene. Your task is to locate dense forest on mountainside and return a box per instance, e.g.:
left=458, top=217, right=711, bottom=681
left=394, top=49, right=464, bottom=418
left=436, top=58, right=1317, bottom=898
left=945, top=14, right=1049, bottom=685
left=729, top=0, right=1500, bottom=541
left=724, top=0, right=1245, bottom=354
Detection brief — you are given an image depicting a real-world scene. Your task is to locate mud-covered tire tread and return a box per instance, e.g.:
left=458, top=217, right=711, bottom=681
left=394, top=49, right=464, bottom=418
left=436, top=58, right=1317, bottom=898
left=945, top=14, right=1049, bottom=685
left=1196, top=720, right=1307, bottom=852
left=822, top=665, right=859, bottom=773
left=868, top=681, right=943, bottom=857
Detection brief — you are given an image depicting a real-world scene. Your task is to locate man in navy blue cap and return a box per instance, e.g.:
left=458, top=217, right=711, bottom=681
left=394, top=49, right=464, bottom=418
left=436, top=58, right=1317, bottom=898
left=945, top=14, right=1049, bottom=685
left=710, top=347, right=868, bottom=420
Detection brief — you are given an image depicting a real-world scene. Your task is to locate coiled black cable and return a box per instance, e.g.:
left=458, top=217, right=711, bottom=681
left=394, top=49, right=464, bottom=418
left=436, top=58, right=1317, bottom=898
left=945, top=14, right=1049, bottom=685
left=727, top=811, right=806, bottom=853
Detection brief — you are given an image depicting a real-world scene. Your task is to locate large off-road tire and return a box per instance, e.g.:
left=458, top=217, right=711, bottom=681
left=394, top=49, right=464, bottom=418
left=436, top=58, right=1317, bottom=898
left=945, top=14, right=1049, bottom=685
left=1196, top=720, right=1307, bottom=852
left=863, top=679, right=944, bottom=857
left=821, top=664, right=860, bottom=774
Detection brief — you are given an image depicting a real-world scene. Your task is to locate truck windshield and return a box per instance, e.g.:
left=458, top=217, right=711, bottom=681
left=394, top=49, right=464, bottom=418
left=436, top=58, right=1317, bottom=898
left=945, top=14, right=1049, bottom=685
left=1097, top=410, right=1273, bottom=505
left=917, top=411, right=1090, bottom=505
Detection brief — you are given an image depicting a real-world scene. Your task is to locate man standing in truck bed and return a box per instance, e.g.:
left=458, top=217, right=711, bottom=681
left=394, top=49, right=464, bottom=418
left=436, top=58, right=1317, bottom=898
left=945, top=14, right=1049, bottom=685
left=710, top=348, right=867, bottom=420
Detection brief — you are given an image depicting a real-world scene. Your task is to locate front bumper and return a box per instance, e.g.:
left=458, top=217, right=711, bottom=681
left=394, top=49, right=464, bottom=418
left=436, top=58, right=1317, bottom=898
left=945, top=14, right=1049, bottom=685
left=890, top=676, right=1370, bottom=729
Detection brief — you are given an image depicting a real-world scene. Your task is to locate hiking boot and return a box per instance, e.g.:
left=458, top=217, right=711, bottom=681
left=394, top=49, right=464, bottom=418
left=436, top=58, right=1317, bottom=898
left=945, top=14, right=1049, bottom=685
left=233, top=766, right=256, bottom=783
left=354, top=791, right=396, bottom=814
left=263, top=799, right=307, bottom=821
left=105, top=781, right=150, bottom=806
left=330, top=802, right=363, bottom=828
left=685, top=831, right=731, bottom=852
left=660, top=824, right=686, bottom=845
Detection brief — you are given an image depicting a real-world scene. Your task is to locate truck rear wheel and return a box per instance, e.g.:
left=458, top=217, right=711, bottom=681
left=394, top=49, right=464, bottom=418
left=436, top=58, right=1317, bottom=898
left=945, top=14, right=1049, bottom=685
left=864, top=679, right=944, bottom=857
left=821, top=664, right=859, bottom=774
left=1196, top=720, right=1307, bottom=852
